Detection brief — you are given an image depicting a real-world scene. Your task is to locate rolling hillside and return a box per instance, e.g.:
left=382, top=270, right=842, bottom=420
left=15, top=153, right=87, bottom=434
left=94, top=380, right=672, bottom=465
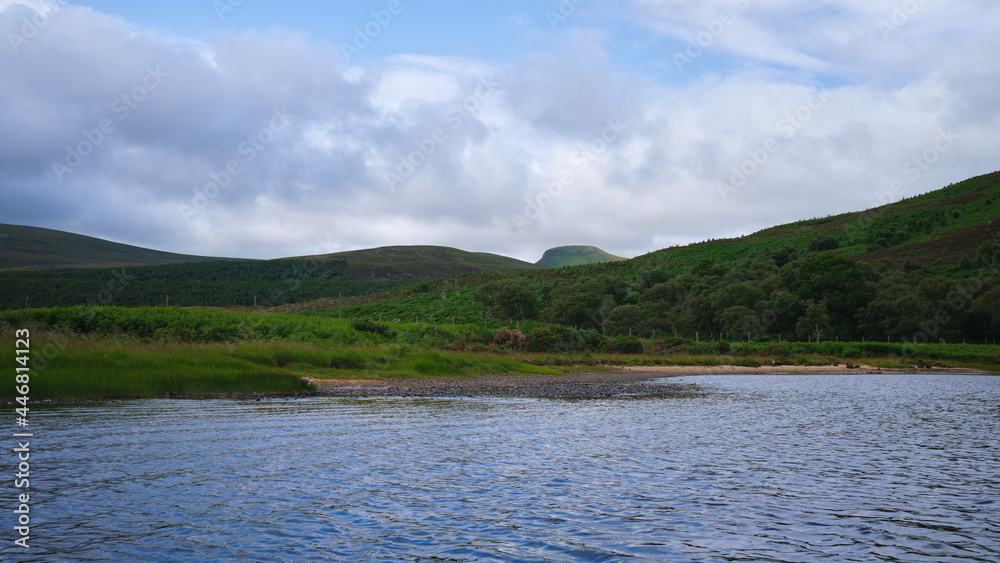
left=535, top=246, right=626, bottom=268
left=0, top=241, right=537, bottom=310
left=0, top=224, right=227, bottom=269
left=632, top=171, right=1000, bottom=271
left=294, top=171, right=1000, bottom=346
left=309, top=245, right=538, bottom=280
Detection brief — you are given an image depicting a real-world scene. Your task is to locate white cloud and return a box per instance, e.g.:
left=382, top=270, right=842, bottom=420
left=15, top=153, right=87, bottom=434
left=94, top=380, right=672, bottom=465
left=0, top=1, right=998, bottom=264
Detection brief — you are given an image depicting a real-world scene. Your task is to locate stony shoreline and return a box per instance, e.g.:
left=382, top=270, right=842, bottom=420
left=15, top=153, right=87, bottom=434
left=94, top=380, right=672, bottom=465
left=312, top=364, right=985, bottom=399
left=18, top=365, right=984, bottom=404
left=314, top=371, right=679, bottom=399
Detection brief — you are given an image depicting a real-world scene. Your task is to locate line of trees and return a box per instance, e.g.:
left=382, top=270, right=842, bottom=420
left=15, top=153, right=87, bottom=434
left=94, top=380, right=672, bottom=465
left=474, top=239, right=1000, bottom=344
left=0, top=259, right=411, bottom=310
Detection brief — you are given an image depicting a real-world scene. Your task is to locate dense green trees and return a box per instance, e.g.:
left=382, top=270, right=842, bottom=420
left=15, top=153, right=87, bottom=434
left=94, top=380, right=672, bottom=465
left=0, top=259, right=408, bottom=309
left=540, top=279, right=607, bottom=328
left=475, top=280, right=537, bottom=321
left=520, top=238, right=1000, bottom=343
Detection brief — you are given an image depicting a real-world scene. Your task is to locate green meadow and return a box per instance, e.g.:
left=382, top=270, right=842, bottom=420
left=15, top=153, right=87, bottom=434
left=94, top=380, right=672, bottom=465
left=3, top=305, right=997, bottom=401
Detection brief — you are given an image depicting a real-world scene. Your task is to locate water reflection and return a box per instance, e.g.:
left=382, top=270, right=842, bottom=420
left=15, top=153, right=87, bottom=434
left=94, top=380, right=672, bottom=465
left=3, top=374, right=998, bottom=562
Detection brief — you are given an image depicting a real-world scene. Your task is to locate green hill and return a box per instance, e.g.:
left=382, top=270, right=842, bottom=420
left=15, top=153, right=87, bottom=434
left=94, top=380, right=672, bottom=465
left=307, top=245, right=538, bottom=280
left=630, top=171, right=1000, bottom=271
left=0, top=241, right=538, bottom=310
left=535, top=246, right=626, bottom=268
left=0, top=224, right=225, bottom=269
left=297, top=171, right=1000, bottom=346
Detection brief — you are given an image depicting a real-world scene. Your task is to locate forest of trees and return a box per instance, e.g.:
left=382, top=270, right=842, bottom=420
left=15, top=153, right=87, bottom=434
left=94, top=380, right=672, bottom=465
left=474, top=238, right=1000, bottom=344
left=0, top=258, right=409, bottom=310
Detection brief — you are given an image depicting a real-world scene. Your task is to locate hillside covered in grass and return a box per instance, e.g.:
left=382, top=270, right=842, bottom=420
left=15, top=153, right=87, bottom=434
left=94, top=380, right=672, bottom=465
left=296, top=171, right=1000, bottom=346
left=0, top=223, right=226, bottom=269
left=535, top=246, right=626, bottom=268
left=306, top=245, right=538, bottom=280
left=0, top=258, right=410, bottom=310
left=0, top=244, right=537, bottom=310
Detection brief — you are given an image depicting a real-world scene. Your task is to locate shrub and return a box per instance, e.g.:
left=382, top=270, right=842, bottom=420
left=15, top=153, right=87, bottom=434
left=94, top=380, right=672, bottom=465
left=762, top=343, right=790, bottom=356
left=492, top=327, right=529, bottom=351
left=577, top=329, right=608, bottom=352
left=614, top=336, right=643, bottom=354
left=808, top=236, right=840, bottom=252
left=528, top=326, right=560, bottom=353
left=730, top=343, right=751, bottom=357
left=351, top=319, right=393, bottom=338
left=448, top=330, right=487, bottom=351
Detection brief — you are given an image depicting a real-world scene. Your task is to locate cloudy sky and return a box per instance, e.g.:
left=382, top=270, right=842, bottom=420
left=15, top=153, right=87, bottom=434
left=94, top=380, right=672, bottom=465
left=1, top=0, right=997, bottom=262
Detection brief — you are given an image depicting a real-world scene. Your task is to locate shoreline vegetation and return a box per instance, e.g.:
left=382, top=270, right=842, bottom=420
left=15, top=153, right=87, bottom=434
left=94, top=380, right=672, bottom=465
left=3, top=310, right=996, bottom=402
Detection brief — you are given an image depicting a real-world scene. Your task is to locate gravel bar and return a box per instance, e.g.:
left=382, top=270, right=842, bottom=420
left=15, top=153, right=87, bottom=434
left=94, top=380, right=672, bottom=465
left=315, top=371, right=688, bottom=399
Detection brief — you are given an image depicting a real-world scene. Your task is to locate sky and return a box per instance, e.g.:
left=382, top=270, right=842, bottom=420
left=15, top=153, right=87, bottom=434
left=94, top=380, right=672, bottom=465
left=0, top=0, right=998, bottom=262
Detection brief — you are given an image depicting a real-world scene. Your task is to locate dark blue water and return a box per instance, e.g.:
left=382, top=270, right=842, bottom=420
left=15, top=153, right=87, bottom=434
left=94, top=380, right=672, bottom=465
left=4, top=373, right=999, bottom=562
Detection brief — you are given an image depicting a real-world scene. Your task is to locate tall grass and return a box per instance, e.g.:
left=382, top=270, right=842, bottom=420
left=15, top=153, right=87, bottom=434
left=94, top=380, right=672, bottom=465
left=1, top=339, right=313, bottom=400
left=0, top=335, right=563, bottom=401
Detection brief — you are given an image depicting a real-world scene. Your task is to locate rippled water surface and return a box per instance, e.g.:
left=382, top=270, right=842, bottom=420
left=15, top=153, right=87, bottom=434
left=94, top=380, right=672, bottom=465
left=5, top=373, right=999, bottom=562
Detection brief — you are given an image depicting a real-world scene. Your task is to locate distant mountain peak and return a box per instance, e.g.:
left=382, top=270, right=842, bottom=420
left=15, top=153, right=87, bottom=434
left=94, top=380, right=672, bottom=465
left=536, top=246, right=626, bottom=268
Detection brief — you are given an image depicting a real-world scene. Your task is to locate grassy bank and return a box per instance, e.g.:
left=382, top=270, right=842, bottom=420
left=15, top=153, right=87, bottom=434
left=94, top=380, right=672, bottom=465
left=0, top=335, right=564, bottom=401
left=5, top=333, right=995, bottom=402
left=2, top=340, right=312, bottom=401
left=2, top=307, right=997, bottom=400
